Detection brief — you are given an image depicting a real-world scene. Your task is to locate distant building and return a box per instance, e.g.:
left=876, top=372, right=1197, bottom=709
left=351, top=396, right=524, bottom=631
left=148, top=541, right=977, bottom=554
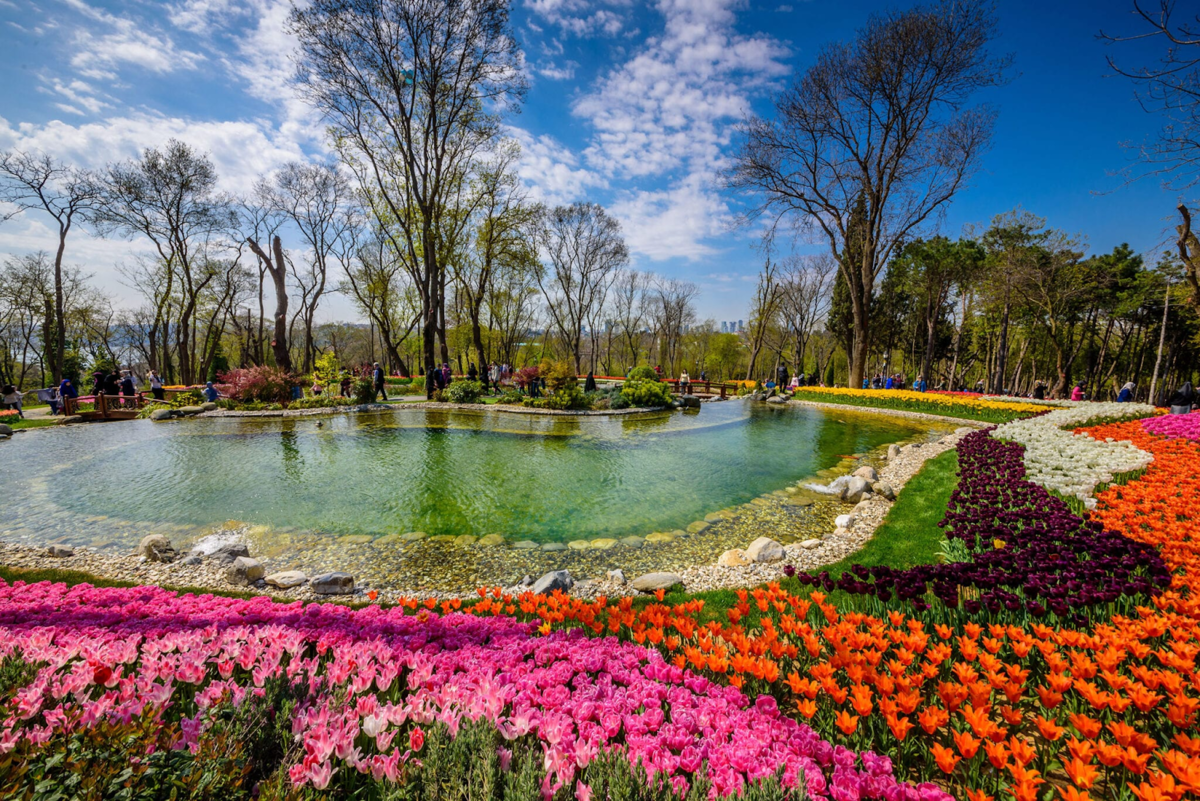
left=720, top=321, right=728, bottom=333
left=737, top=320, right=745, bottom=333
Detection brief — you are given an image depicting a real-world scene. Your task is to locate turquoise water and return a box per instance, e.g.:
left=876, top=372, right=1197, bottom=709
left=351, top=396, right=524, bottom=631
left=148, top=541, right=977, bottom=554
left=2, top=402, right=931, bottom=548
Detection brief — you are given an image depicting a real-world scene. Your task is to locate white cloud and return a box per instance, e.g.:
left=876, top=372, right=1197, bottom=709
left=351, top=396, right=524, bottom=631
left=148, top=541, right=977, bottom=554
left=573, top=0, right=789, bottom=179
left=537, top=60, right=579, bottom=80
left=0, top=113, right=304, bottom=195
left=39, top=78, right=109, bottom=116
left=507, top=127, right=606, bottom=206
left=608, top=174, right=732, bottom=260
left=62, top=0, right=205, bottom=81
left=524, top=0, right=632, bottom=37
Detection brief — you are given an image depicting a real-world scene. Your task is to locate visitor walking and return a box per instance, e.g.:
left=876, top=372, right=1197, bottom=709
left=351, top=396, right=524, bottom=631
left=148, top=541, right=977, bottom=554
left=585, top=371, right=597, bottom=393
left=677, top=369, right=689, bottom=394
left=440, top=363, right=451, bottom=388
left=1, top=385, right=24, bottom=418
left=203, top=382, right=219, bottom=402
left=373, top=362, right=387, bottom=401
left=120, top=371, right=136, bottom=407
left=148, top=370, right=164, bottom=401
left=1117, top=382, right=1135, bottom=403
left=1071, top=383, right=1085, bottom=402
left=103, top=370, right=121, bottom=398
left=340, top=373, right=352, bottom=397
left=1169, top=382, right=1195, bottom=415
left=58, top=377, right=77, bottom=414
left=1033, top=381, right=1045, bottom=400
left=468, top=363, right=478, bottom=382
left=425, top=364, right=438, bottom=400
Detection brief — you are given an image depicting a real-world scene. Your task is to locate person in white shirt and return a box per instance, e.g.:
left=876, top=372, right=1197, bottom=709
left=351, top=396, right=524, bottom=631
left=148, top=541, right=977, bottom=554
left=678, top=370, right=690, bottom=394
left=148, top=370, right=164, bottom=401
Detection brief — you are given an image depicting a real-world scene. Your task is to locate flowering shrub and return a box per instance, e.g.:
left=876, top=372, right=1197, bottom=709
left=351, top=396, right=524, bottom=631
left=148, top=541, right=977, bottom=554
left=990, top=403, right=1155, bottom=501
left=0, top=409, right=17, bottom=420
left=217, top=366, right=295, bottom=404
left=795, top=387, right=1045, bottom=423
left=0, top=580, right=927, bottom=801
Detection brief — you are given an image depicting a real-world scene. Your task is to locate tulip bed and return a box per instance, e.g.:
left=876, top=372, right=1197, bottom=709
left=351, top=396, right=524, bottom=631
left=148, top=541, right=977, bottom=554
left=793, top=387, right=1046, bottom=423
left=0, top=580, right=937, bottom=801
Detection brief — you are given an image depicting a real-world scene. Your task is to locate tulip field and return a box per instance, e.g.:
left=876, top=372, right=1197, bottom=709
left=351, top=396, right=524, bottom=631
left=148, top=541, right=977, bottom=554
left=2, top=405, right=1200, bottom=800
left=793, top=387, right=1048, bottom=424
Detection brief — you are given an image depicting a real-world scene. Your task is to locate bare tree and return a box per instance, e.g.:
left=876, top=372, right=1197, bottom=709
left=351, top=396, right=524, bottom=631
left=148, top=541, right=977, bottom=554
left=92, top=140, right=235, bottom=383
left=536, top=202, right=628, bottom=373
left=454, top=141, right=539, bottom=372
left=0, top=152, right=99, bottom=381
left=648, top=278, right=699, bottom=375
left=779, top=255, right=834, bottom=377
left=341, top=233, right=420, bottom=376
left=244, top=234, right=294, bottom=375
left=291, top=0, right=526, bottom=374
left=729, top=0, right=1008, bottom=386
left=745, top=259, right=784, bottom=381
left=257, top=163, right=357, bottom=373
left=610, top=269, right=650, bottom=371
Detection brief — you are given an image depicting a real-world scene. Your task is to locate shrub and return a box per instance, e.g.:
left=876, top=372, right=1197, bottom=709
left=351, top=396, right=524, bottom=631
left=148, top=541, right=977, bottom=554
left=287, top=396, right=356, bottom=410
left=497, top=390, right=525, bottom=405
left=352, top=378, right=376, bottom=404
left=310, top=350, right=342, bottom=390
left=217, top=366, right=294, bottom=404
left=627, top=365, right=658, bottom=382
left=622, top=378, right=673, bottom=408
left=443, top=380, right=483, bottom=404
left=609, top=392, right=632, bottom=410
left=541, top=360, right=577, bottom=393
left=514, top=365, right=540, bottom=389
left=168, top=389, right=204, bottom=408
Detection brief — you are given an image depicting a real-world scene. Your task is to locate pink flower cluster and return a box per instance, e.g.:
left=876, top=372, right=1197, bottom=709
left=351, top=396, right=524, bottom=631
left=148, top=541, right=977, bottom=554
left=1142, top=411, right=1200, bottom=441
left=0, top=580, right=945, bottom=801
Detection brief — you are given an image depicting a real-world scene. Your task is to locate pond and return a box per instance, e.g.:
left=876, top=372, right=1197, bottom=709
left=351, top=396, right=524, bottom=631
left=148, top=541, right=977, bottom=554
left=2, top=401, right=947, bottom=590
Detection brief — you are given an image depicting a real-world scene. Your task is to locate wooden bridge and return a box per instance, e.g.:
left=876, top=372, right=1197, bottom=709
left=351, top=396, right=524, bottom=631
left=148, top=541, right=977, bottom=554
left=63, top=393, right=149, bottom=421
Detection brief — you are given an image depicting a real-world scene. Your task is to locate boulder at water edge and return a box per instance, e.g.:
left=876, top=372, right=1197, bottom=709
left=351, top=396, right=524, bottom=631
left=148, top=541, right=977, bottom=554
left=853, top=465, right=879, bottom=482
left=138, top=534, right=177, bottom=563
left=200, top=402, right=218, bottom=412
left=225, top=556, right=265, bottom=586
left=532, top=570, right=573, bottom=595
left=745, top=537, right=785, bottom=563
left=311, top=572, right=356, bottom=595
left=834, top=514, right=856, bottom=529
left=607, top=569, right=626, bottom=585
left=149, top=409, right=174, bottom=421
left=681, top=395, right=701, bottom=408
left=872, top=481, right=896, bottom=500
left=204, top=543, right=251, bottom=565
left=841, top=476, right=872, bottom=503
left=265, top=570, right=307, bottom=589
left=630, top=572, right=685, bottom=592
left=0, top=424, right=14, bottom=436
left=177, top=406, right=205, bottom=416
left=46, top=545, right=74, bottom=558
left=886, top=444, right=901, bottom=460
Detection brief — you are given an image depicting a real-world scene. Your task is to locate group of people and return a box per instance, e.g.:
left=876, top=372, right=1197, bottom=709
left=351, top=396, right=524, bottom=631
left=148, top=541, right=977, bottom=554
left=863, top=373, right=929, bottom=392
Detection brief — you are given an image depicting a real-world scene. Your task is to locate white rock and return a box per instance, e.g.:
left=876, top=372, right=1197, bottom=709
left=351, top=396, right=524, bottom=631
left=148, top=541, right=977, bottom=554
left=311, top=572, right=356, bottom=595
left=745, top=537, right=785, bottom=563
left=630, top=572, right=685, bottom=592
left=841, top=476, right=871, bottom=503
left=886, top=444, right=901, bottom=460
left=835, top=514, right=855, bottom=529
left=607, top=569, right=626, bottom=585
left=718, top=549, right=750, bottom=567
left=852, top=465, right=879, bottom=482
left=800, top=539, right=823, bottom=549
left=265, top=570, right=307, bottom=589
left=46, top=545, right=74, bottom=558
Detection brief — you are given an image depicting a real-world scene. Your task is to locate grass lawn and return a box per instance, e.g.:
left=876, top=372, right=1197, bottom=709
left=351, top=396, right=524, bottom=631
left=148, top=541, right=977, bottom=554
left=5, top=417, right=59, bottom=431
left=0, top=450, right=961, bottom=626
left=652, top=448, right=960, bottom=623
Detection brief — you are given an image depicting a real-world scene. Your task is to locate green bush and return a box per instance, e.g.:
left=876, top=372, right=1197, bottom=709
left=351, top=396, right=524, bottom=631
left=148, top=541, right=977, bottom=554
left=168, top=389, right=204, bottom=408
left=443, top=380, right=483, bottom=404
left=541, top=360, right=578, bottom=394
left=627, top=365, right=658, bottom=382
left=287, top=396, right=356, bottom=410
left=622, top=378, right=673, bottom=408
left=497, top=390, right=525, bottom=405
left=310, top=350, right=342, bottom=390
left=353, top=379, right=376, bottom=404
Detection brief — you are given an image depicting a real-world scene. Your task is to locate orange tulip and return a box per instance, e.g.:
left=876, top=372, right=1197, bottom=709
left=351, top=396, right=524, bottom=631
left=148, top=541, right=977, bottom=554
left=931, top=742, right=960, bottom=774
left=834, top=710, right=859, bottom=735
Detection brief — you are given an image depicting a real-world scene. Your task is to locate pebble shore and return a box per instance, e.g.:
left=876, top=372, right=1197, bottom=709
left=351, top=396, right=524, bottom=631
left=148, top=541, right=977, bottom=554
left=0, top=401, right=981, bottom=602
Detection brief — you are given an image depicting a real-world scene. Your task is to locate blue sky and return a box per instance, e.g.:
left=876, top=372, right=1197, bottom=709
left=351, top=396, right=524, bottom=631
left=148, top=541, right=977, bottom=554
left=0, top=0, right=1184, bottom=321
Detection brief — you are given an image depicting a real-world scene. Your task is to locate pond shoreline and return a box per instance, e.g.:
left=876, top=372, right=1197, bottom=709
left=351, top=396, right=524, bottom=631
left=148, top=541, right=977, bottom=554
left=0, top=421, right=972, bottom=602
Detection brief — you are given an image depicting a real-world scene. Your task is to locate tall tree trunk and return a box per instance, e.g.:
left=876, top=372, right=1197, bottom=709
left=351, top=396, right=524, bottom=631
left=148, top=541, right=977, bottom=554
left=51, top=223, right=68, bottom=383
left=1150, top=277, right=1171, bottom=404
left=247, top=236, right=292, bottom=374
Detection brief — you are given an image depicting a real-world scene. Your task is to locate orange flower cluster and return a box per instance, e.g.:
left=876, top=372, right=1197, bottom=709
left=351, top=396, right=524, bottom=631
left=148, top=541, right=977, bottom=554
left=387, top=581, right=1200, bottom=801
